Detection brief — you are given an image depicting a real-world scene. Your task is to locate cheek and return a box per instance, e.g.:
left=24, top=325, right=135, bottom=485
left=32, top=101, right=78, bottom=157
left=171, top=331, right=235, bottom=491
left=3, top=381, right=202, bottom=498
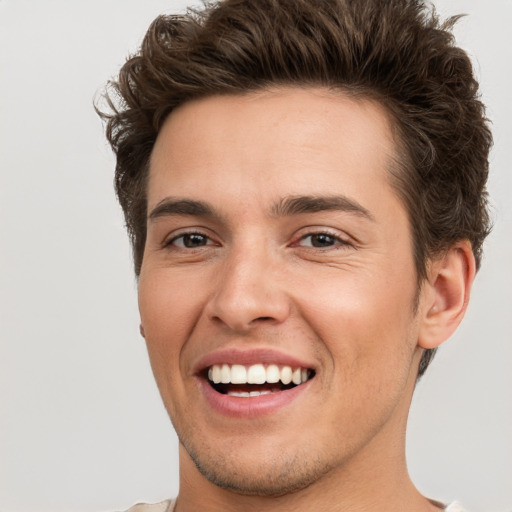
left=297, top=265, right=418, bottom=377
left=139, top=268, right=203, bottom=343
left=138, top=270, right=202, bottom=402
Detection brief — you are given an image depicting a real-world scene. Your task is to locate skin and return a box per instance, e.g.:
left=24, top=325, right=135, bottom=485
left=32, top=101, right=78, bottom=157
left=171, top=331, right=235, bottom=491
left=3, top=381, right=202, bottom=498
left=138, top=87, right=475, bottom=511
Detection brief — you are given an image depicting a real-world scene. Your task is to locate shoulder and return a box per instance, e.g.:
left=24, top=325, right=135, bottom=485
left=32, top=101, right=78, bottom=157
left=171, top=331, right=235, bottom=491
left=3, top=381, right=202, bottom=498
left=121, top=499, right=175, bottom=512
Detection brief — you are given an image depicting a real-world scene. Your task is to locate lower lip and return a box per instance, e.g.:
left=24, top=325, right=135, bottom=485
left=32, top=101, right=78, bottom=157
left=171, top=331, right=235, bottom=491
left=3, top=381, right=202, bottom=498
left=198, top=378, right=312, bottom=418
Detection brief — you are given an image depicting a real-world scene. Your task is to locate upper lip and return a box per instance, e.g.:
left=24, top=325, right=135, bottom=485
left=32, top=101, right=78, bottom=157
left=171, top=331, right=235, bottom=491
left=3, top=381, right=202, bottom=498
left=193, top=347, right=316, bottom=375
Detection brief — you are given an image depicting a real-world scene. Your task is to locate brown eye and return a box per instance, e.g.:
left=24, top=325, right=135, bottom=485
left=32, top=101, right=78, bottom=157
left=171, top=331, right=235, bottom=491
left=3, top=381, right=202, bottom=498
left=310, top=234, right=336, bottom=247
left=299, top=233, right=341, bottom=248
left=171, top=233, right=212, bottom=248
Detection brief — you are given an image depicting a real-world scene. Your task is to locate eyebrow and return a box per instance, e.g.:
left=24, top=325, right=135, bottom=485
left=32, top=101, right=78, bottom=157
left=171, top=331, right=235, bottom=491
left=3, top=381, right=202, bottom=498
left=148, top=199, right=217, bottom=220
left=271, top=195, right=374, bottom=220
left=148, top=194, right=374, bottom=222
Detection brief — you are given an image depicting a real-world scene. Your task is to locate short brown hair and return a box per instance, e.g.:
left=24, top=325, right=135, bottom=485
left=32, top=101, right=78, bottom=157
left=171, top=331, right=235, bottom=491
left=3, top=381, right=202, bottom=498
left=99, top=0, right=492, bottom=377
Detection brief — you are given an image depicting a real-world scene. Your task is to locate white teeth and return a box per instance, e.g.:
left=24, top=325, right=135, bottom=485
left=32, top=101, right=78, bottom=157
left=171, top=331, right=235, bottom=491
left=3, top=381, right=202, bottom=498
left=229, top=391, right=250, bottom=397
left=247, top=364, right=266, bottom=384
left=230, top=364, right=247, bottom=384
left=280, top=366, right=292, bottom=385
left=212, top=365, right=221, bottom=384
left=220, top=364, right=230, bottom=384
left=266, top=364, right=280, bottom=383
left=207, top=363, right=312, bottom=386
left=249, top=390, right=271, bottom=397
left=228, top=390, right=273, bottom=397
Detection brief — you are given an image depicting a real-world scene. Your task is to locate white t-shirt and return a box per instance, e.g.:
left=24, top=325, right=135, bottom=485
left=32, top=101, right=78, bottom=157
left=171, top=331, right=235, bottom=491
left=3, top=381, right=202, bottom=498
left=445, top=503, right=468, bottom=512
left=122, top=499, right=468, bottom=511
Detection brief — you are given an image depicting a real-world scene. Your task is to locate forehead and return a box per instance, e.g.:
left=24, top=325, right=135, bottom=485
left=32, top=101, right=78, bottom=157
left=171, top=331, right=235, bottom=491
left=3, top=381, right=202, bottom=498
left=148, top=87, right=400, bottom=214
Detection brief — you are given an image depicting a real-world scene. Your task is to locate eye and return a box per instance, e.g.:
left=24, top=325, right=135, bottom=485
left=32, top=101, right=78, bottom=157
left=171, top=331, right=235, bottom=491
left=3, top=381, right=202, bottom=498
left=297, top=232, right=349, bottom=249
left=168, top=232, right=214, bottom=248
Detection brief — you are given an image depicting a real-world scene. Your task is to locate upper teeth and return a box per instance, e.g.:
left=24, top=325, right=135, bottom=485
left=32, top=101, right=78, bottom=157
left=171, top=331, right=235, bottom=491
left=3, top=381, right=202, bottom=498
left=207, top=364, right=311, bottom=386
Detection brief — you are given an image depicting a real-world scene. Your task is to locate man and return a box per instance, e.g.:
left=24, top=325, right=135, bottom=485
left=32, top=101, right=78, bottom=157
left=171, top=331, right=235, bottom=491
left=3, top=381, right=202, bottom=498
left=99, top=0, right=491, bottom=510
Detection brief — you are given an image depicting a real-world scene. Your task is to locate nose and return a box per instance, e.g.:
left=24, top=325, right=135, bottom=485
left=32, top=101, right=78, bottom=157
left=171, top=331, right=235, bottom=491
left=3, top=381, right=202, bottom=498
left=205, top=245, right=291, bottom=332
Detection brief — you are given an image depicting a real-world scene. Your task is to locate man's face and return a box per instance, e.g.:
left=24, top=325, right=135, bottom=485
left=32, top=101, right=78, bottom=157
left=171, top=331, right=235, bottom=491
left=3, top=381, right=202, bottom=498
left=139, top=88, right=425, bottom=495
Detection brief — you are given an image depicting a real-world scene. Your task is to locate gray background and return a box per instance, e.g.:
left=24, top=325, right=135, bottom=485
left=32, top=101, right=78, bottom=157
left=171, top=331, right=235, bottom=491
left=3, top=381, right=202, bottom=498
left=0, top=1, right=510, bottom=511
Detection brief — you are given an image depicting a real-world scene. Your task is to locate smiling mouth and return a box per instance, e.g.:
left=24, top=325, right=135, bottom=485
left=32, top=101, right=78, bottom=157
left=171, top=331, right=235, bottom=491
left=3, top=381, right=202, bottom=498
left=205, top=363, right=315, bottom=397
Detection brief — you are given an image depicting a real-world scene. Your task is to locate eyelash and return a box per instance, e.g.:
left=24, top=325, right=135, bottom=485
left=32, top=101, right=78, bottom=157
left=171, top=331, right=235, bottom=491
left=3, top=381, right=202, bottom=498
left=294, top=230, right=352, bottom=250
left=164, top=229, right=352, bottom=251
left=165, top=230, right=215, bottom=249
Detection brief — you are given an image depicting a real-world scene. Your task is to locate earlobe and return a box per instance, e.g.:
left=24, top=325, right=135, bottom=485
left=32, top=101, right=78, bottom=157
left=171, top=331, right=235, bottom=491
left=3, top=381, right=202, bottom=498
left=140, top=324, right=146, bottom=338
left=418, top=241, right=476, bottom=349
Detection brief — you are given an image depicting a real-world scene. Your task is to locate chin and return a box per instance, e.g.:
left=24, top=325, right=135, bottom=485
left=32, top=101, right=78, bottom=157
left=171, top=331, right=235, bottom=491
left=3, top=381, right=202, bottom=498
left=181, top=433, right=334, bottom=497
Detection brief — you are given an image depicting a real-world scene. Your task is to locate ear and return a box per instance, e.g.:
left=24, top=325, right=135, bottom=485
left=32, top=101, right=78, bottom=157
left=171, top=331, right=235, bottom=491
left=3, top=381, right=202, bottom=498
left=139, top=324, right=146, bottom=338
left=418, top=240, right=476, bottom=349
